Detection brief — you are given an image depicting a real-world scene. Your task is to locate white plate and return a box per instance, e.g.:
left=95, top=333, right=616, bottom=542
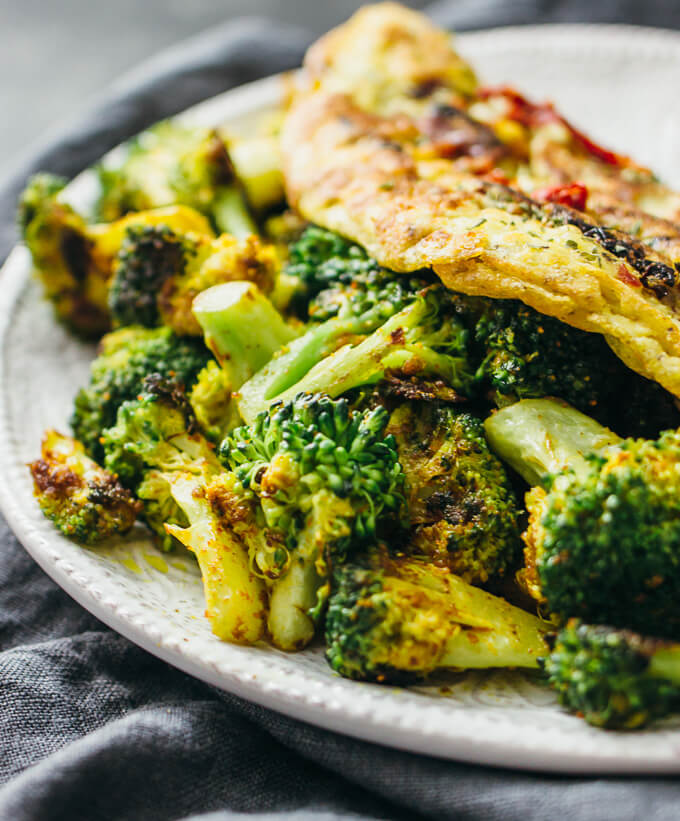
left=4, top=24, right=680, bottom=774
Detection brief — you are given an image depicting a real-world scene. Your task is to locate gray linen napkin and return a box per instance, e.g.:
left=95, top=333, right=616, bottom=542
left=2, top=5, right=680, bottom=820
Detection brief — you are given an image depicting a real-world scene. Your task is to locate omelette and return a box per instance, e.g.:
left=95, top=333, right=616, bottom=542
left=281, top=3, right=680, bottom=398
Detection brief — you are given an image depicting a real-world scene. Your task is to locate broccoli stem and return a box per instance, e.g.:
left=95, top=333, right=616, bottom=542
left=398, top=561, right=550, bottom=669
left=484, top=398, right=622, bottom=486
left=165, top=472, right=267, bottom=644
left=267, top=490, right=352, bottom=651
left=238, top=298, right=468, bottom=425
left=212, top=187, right=258, bottom=239
left=193, top=281, right=298, bottom=389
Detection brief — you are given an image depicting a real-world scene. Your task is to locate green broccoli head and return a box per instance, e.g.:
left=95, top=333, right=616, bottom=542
left=102, top=376, right=219, bottom=485
left=472, top=299, right=623, bottom=414
left=29, top=429, right=141, bottom=544
left=486, top=398, right=680, bottom=637
left=221, top=392, right=405, bottom=566
left=71, top=326, right=211, bottom=462
left=544, top=619, right=680, bottom=729
left=472, top=298, right=680, bottom=435
left=387, top=401, right=522, bottom=584
left=96, top=121, right=256, bottom=237
left=285, top=225, right=381, bottom=308
left=325, top=556, right=550, bottom=683
left=108, top=224, right=198, bottom=328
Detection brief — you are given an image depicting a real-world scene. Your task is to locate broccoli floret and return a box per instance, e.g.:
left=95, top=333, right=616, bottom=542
left=219, top=393, right=406, bottom=650
left=108, top=224, right=200, bottom=329
left=96, top=121, right=257, bottom=237
left=325, top=556, right=550, bottom=683
left=101, top=379, right=221, bottom=550
left=110, top=226, right=279, bottom=335
left=238, top=286, right=474, bottom=425
left=285, top=225, right=383, bottom=308
left=71, top=326, right=211, bottom=462
left=485, top=398, right=680, bottom=637
left=472, top=299, right=622, bottom=414
left=29, top=430, right=141, bottom=544
left=386, top=401, right=522, bottom=584
left=545, top=620, right=680, bottom=729
left=18, top=173, right=111, bottom=337
left=193, top=281, right=299, bottom=389
left=165, top=471, right=268, bottom=643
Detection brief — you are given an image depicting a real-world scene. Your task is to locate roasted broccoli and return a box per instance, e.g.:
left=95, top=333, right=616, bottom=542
left=71, top=326, right=211, bottom=462
left=29, top=429, right=141, bottom=544
left=485, top=398, right=680, bottom=637
left=99, top=382, right=266, bottom=639
left=109, top=225, right=278, bottom=335
left=18, top=170, right=213, bottom=336
left=545, top=619, right=680, bottom=729
left=101, top=377, right=222, bottom=550
left=219, top=392, right=406, bottom=650
left=96, top=120, right=257, bottom=237
left=386, top=401, right=522, bottom=584
left=325, top=556, right=550, bottom=682
left=19, top=173, right=111, bottom=336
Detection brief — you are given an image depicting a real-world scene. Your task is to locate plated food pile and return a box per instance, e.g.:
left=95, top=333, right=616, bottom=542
left=20, top=3, right=680, bottom=731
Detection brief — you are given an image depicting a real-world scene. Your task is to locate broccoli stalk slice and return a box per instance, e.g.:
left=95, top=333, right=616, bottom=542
left=193, top=282, right=299, bottom=390
left=165, top=471, right=267, bottom=644
left=545, top=620, right=680, bottom=729
left=238, top=293, right=471, bottom=425
left=484, top=398, right=622, bottom=486
left=326, top=558, right=551, bottom=682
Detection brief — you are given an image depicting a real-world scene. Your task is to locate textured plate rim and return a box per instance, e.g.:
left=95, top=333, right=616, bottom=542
left=4, top=24, right=680, bottom=773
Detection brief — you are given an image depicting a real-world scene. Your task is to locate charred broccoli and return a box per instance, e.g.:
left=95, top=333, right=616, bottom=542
left=325, top=556, right=550, bottom=683
left=485, top=398, right=680, bottom=637
left=110, top=226, right=278, bottom=335
left=71, top=326, right=211, bottom=462
left=95, top=121, right=257, bottom=237
left=285, top=225, right=383, bottom=308
left=545, top=620, right=680, bottom=729
left=29, top=430, right=141, bottom=544
left=219, top=392, right=406, bottom=650
left=386, top=401, right=521, bottom=584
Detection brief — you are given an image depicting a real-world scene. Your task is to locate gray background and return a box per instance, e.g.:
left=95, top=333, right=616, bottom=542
left=0, top=0, right=430, bottom=181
